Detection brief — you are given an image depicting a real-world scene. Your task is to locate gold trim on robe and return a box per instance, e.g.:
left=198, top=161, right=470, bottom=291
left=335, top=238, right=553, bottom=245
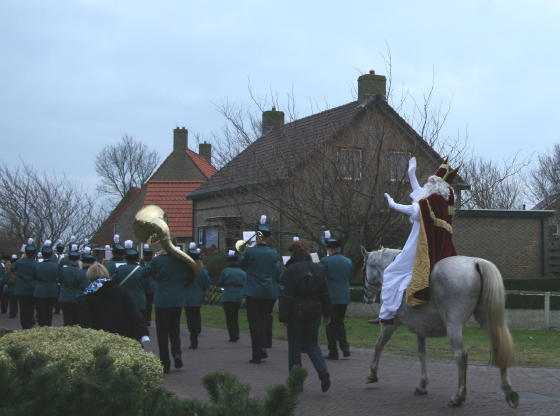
left=406, top=213, right=431, bottom=307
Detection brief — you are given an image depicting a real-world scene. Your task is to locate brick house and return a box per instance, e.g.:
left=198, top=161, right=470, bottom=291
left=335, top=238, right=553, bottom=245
left=188, top=71, right=469, bottom=260
left=93, top=128, right=216, bottom=251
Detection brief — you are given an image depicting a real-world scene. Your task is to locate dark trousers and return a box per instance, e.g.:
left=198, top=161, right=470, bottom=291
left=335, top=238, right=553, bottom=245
left=287, top=317, right=327, bottom=375
left=246, top=297, right=276, bottom=359
left=223, top=301, right=241, bottom=340
left=18, top=295, right=35, bottom=329
left=145, top=292, right=154, bottom=324
left=265, top=300, right=275, bottom=348
left=0, top=292, right=8, bottom=313
left=8, top=294, right=18, bottom=317
left=326, top=304, right=349, bottom=355
left=184, top=306, right=201, bottom=336
left=155, top=307, right=182, bottom=366
left=35, top=297, right=56, bottom=326
left=61, top=302, right=80, bottom=326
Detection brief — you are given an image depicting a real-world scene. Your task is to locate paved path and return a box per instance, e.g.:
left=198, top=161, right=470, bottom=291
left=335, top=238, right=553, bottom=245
left=1, top=314, right=559, bottom=415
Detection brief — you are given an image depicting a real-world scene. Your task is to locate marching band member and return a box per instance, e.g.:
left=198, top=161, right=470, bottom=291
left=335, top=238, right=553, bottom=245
left=183, top=243, right=210, bottom=349
left=58, top=244, right=82, bottom=326
left=105, top=234, right=126, bottom=278
left=320, top=231, right=353, bottom=360
left=142, top=244, right=155, bottom=326
left=217, top=250, right=246, bottom=342
left=11, top=238, right=38, bottom=329
left=33, top=240, right=61, bottom=326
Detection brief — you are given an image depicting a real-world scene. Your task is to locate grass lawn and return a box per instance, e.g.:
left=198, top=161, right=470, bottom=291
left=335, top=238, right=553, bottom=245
left=200, top=304, right=560, bottom=368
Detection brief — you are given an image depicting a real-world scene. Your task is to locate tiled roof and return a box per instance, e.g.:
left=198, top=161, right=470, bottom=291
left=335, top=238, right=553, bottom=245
left=143, top=181, right=205, bottom=237
left=532, top=194, right=560, bottom=210
left=187, top=150, right=217, bottom=179
left=188, top=95, right=467, bottom=200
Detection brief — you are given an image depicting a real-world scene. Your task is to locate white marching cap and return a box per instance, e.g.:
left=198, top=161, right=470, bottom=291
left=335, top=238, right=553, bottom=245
left=124, top=240, right=133, bottom=249
left=83, top=247, right=92, bottom=254
left=143, top=243, right=150, bottom=250
left=324, top=230, right=331, bottom=239
left=70, top=235, right=76, bottom=242
left=292, top=236, right=300, bottom=242
left=11, top=254, right=17, bottom=260
left=37, top=252, right=43, bottom=258
left=259, top=215, right=267, bottom=225
left=56, top=239, right=63, bottom=245
left=189, top=242, right=197, bottom=250
left=113, top=234, right=120, bottom=244
left=44, top=240, right=52, bottom=247
left=71, top=244, right=78, bottom=252
left=228, top=250, right=236, bottom=257
left=83, top=238, right=89, bottom=244
left=104, top=245, right=111, bottom=250
left=27, top=238, right=34, bottom=245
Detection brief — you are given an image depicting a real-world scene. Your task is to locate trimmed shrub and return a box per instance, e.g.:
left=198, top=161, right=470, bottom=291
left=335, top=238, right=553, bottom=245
left=503, top=278, right=560, bottom=292
left=506, top=293, right=560, bottom=310
left=0, top=326, right=307, bottom=416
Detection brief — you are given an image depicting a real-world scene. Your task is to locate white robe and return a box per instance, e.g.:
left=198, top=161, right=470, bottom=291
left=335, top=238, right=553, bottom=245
left=379, top=202, right=421, bottom=319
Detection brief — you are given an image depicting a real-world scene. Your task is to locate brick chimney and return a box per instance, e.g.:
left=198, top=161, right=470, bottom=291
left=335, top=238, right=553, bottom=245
left=173, top=127, right=188, bottom=153
left=198, top=142, right=212, bottom=164
left=262, top=106, right=285, bottom=135
left=358, top=70, right=386, bottom=102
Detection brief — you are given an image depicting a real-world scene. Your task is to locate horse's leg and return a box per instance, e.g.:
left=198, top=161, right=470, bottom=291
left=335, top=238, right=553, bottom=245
left=367, top=323, right=397, bottom=383
left=414, top=335, right=429, bottom=395
left=446, top=324, right=468, bottom=407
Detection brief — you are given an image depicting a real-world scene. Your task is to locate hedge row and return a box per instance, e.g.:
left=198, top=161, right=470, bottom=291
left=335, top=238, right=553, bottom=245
left=503, top=278, right=560, bottom=292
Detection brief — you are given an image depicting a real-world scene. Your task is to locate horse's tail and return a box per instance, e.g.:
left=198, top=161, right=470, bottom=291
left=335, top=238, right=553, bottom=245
left=476, top=260, right=514, bottom=368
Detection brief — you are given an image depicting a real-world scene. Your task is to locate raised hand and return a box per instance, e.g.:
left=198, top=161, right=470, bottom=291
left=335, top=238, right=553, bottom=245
left=384, top=193, right=395, bottom=208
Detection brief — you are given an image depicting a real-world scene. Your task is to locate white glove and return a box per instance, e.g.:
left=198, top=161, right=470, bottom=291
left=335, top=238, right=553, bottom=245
left=407, top=156, right=417, bottom=175
left=384, top=193, right=395, bottom=208
left=141, top=336, right=150, bottom=343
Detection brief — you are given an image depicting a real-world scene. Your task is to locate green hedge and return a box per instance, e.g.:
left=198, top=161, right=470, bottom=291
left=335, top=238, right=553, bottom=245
left=503, top=278, right=560, bottom=292
left=0, top=326, right=307, bottom=416
left=506, top=293, right=560, bottom=310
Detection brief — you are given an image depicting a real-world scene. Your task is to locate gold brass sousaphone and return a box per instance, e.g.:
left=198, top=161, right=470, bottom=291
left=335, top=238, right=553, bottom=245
left=133, top=205, right=198, bottom=271
left=234, top=230, right=263, bottom=253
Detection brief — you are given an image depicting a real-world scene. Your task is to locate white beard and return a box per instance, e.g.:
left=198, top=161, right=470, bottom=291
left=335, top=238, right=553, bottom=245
left=413, top=175, right=453, bottom=202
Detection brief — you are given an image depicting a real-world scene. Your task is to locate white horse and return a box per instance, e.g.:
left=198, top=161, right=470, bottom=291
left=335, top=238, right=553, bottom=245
left=361, top=247, right=519, bottom=408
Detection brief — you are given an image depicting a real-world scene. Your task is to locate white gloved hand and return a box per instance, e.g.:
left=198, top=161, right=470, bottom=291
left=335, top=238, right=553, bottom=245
left=408, top=156, right=417, bottom=174
left=384, top=193, right=395, bottom=208
left=141, top=336, right=150, bottom=343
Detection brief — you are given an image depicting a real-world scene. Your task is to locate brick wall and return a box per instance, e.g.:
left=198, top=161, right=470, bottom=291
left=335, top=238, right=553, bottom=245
left=454, top=210, right=553, bottom=279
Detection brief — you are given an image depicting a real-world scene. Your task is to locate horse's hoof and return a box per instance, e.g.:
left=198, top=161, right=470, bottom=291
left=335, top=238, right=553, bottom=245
left=414, top=387, right=427, bottom=396
left=447, top=396, right=465, bottom=407
left=506, top=391, right=519, bottom=408
left=366, top=375, right=378, bottom=384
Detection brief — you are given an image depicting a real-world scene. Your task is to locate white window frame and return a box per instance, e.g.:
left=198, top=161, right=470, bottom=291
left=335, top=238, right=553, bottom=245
left=388, top=151, right=410, bottom=182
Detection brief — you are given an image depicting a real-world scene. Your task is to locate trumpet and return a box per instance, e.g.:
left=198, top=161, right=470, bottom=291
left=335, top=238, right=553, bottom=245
left=235, top=231, right=264, bottom=253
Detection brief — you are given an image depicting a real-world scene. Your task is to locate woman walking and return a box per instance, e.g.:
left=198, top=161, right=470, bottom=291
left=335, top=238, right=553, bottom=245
left=279, top=240, right=332, bottom=392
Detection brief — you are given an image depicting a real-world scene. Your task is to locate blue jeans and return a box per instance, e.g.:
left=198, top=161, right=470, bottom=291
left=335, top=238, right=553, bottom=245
left=287, top=317, right=327, bottom=375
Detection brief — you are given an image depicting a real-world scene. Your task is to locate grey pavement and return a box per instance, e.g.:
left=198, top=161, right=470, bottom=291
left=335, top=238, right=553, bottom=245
left=1, top=313, right=559, bottom=415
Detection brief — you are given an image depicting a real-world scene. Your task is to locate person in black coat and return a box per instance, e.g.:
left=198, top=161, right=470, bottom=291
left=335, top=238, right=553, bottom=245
left=79, top=263, right=149, bottom=344
left=279, top=240, right=332, bottom=392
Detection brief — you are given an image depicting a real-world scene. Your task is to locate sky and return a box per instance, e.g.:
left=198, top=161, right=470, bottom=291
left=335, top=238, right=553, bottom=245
left=1, top=0, right=558, bottom=195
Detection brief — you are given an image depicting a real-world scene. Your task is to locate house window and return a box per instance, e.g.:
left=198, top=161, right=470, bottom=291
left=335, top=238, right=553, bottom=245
left=337, top=148, right=362, bottom=180
left=113, top=223, right=120, bottom=235
left=388, top=151, right=409, bottom=182
left=197, top=227, right=205, bottom=246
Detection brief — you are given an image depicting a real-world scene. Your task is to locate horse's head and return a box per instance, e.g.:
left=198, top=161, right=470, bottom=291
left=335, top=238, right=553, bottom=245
left=361, top=246, right=401, bottom=301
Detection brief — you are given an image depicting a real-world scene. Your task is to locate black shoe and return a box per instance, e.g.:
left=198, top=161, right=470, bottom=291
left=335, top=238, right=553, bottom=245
left=323, top=354, right=338, bottom=360
left=260, top=350, right=268, bottom=359
left=229, top=337, right=239, bottom=342
left=249, top=358, right=262, bottom=364
left=380, top=318, right=395, bottom=325
left=343, top=350, right=350, bottom=358
left=319, top=372, right=330, bottom=392
left=189, top=335, right=198, bottom=349
left=174, top=356, right=183, bottom=369
left=368, top=318, right=380, bottom=324
left=162, top=363, right=170, bottom=374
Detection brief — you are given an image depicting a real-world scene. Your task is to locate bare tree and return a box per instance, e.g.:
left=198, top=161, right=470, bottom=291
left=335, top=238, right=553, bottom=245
left=460, top=154, right=529, bottom=209
left=0, top=163, right=103, bottom=252
left=529, top=143, right=560, bottom=206
left=95, top=135, right=160, bottom=200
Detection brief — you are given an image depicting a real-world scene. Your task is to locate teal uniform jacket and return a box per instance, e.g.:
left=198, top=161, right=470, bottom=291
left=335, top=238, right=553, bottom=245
left=184, top=269, right=210, bottom=307
left=11, top=258, right=37, bottom=296
left=238, top=244, right=281, bottom=300
left=320, top=253, right=354, bottom=305
left=77, top=268, right=91, bottom=293
left=113, top=263, right=148, bottom=311
left=59, top=264, right=82, bottom=303
left=145, top=254, right=195, bottom=308
left=143, top=260, right=156, bottom=294
left=106, top=259, right=127, bottom=278
left=217, top=267, right=247, bottom=303
left=34, top=258, right=62, bottom=298
left=2, top=265, right=14, bottom=295
left=58, top=256, right=70, bottom=267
